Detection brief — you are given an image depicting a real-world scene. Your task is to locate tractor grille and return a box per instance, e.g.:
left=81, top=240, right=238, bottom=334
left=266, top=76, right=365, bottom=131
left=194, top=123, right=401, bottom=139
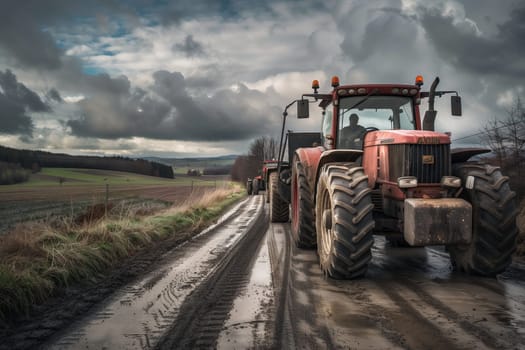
left=388, top=144, right=450, bottom=184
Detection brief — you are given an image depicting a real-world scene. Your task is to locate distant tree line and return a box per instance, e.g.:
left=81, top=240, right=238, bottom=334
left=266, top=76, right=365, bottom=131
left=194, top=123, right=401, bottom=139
left=0, top=161, right=31, bottom=185
left=0, top=145, right=174, bottom=179
left=203, top=166, right=232, bottom=175
left=231, top=136, right=277, bottom=183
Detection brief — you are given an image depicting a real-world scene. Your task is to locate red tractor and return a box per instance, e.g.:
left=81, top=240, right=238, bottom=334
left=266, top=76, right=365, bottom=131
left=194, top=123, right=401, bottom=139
left=251, top=175, right=264, bottom=195
left=270, top=75, right=518, bottom=279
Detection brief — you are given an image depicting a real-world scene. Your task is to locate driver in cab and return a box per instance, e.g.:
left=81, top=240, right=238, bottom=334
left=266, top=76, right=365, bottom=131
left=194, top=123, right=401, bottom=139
left=341, top=113, right=366, bottom=149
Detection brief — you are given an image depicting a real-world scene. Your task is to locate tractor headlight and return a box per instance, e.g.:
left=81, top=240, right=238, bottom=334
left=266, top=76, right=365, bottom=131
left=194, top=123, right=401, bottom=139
left=398, top=176, right=418, bottom=188
left=440, top=176, right=461, bottom=188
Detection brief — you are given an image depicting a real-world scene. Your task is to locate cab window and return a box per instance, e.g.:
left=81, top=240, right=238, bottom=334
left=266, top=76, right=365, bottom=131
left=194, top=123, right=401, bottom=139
left=321, top=109, right=332, bottom=148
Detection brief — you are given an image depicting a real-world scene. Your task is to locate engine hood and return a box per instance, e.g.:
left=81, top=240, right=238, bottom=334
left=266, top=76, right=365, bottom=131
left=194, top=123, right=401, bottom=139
left=364, top=130, right=451, bottom=147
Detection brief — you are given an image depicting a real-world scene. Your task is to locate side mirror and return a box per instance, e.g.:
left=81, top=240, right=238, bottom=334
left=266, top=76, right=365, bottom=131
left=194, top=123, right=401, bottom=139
left=451, top=95, right=462, bottom=116
left=297, top=99, right=309, bottom=118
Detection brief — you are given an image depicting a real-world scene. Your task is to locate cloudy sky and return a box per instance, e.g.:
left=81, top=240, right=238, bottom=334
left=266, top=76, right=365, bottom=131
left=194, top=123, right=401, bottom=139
left=0, top=0, right=523, bottom=157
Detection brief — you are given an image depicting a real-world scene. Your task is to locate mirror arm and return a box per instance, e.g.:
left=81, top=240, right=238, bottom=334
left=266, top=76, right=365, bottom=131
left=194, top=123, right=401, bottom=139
left=278, top=99, right=303, bottom=173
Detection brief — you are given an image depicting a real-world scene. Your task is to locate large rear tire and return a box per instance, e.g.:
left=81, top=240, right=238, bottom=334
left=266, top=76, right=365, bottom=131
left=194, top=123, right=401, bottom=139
left=291, top=160, right=316, bottom=248
left=449, top=163, right=518, bottom=276
left=316, top=164, right=375, bottom=279
left=270, top=172, right=289, bottom=222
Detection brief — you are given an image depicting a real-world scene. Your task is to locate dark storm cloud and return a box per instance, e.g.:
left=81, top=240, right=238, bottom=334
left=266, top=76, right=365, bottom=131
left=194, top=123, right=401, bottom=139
left=419, top=5, right=525, bottom=78
left=0, top=69, right=52, bottom=135
left=0, top=1, right=132, bottom=70
left=67, top=70, right=281, bottom=141
left=0, top=70, right=50, bottom=112
left=46, top=88, right=63, bottom=103
left=172, top=35, right=206, bottom=57
left=0, top=1, right=82, bottom=69
left=345, top=10, right=417, bottom=62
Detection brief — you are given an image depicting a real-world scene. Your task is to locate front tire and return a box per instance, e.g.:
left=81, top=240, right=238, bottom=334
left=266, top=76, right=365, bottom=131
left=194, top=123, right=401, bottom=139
left=291, top=160, right=316, bottom=248
left=449, top=163, right=518, bottom=276
left=316, top=164, right=375, bottom=279
left=270, top=172, right=289, bottom=222
left=252, top=179, right=260, bottom=195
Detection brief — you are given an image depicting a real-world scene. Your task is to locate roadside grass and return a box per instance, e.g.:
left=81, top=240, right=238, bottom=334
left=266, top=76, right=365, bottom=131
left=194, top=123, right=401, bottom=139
left=0, top=183, right=245, bottom=324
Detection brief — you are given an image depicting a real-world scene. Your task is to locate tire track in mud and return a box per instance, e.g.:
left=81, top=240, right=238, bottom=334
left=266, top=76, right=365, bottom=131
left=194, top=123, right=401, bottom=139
left=376, top=244, right=525, bottom=348
left=364, top=279, right=490, bottom=350
left=156, top=197, right=269, bottom=349
left=267, top=221, right=294, bottom=349
left=268, top=222, right=336, bottom=349
left=396, top=280, right=514, bottom=349
left=342, top=244, right=525, bottom=349
left=31, top=196, right=260, bottom=350
left=269, top=229, right=525, bottom=350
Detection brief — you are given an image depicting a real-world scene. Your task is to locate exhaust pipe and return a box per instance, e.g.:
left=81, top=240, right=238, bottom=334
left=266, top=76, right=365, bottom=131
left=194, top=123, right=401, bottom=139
left=423, top=77, right=439, bottom=131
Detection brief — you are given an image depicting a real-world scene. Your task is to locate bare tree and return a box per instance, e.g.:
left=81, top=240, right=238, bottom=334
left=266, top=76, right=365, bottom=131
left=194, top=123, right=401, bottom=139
left=481, top=96, right=525, bottom=171
left=482, top=118, right=507, bottom=166
left=231, top=136, right=278, bottom=183
left=502, top=97, right=525, bottom=171
left=249, top=136, right=278, bottom=169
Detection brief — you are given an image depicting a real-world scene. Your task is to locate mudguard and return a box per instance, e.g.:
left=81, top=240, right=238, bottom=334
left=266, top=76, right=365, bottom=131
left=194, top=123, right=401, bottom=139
left=294, top=147, right=363, bottom=200
left=451, top=148, right=490, bottom=163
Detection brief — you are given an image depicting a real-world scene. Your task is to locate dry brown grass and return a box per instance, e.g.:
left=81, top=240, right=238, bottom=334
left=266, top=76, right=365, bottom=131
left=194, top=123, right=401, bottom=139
left=164, top=185, right=239, bottom=215
left=0, top=183, right=244, bottom=323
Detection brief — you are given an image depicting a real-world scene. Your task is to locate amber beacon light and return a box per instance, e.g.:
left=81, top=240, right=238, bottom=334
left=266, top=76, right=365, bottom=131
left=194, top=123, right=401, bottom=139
left=331, top=76, right=340, bottom=88
left=415, top=75, right=424, bottom=87
left=312, top=79, right=320, bottom=93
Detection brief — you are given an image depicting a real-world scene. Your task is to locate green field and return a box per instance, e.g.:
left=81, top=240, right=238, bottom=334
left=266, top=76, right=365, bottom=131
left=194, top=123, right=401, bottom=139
left=0, top=168, right=226, bottom=189
left=0, top=168, right=236, bottom=235
left=38, top=168, right=176, bottom=185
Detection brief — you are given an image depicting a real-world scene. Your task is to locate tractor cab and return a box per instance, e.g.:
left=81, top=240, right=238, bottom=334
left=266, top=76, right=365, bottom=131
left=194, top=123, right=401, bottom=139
left=299, top=76, right=462, bottom=155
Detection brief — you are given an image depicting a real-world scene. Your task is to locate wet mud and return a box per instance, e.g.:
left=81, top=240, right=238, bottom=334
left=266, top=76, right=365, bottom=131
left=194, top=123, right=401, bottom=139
left=269, top=223, right=525, bottom=350
left=3, top=194, right=525, bottom=350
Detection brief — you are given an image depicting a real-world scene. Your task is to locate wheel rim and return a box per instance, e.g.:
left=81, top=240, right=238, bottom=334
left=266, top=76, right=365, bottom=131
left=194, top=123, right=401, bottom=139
left=319, top=184, right=333, bottom=261
left=292, top=168, right=299, bottom=233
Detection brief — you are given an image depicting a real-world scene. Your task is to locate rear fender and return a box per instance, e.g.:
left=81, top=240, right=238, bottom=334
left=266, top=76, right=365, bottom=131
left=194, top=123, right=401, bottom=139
left=294, top=148, right=364, bottom=201
left=451, top=148, right=490, bottom=163
left=293, top=147, right=324, bottom=196
left=315, top=150, right=364, bottom=194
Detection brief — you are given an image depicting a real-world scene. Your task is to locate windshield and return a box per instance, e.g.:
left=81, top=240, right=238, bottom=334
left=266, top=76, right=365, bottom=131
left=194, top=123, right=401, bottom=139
left=337, top=95, right=415, bottom=148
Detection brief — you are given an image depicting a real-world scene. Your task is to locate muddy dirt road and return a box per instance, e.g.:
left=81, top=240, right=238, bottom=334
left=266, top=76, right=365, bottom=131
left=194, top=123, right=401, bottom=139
left=269, top=214, right=525, bottom=349
left=6, top=194, right=525, bottom=349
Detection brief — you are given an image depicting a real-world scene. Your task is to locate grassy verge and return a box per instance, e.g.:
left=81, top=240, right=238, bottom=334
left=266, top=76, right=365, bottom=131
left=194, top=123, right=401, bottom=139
left=0, top=184, right=245, bottom=323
